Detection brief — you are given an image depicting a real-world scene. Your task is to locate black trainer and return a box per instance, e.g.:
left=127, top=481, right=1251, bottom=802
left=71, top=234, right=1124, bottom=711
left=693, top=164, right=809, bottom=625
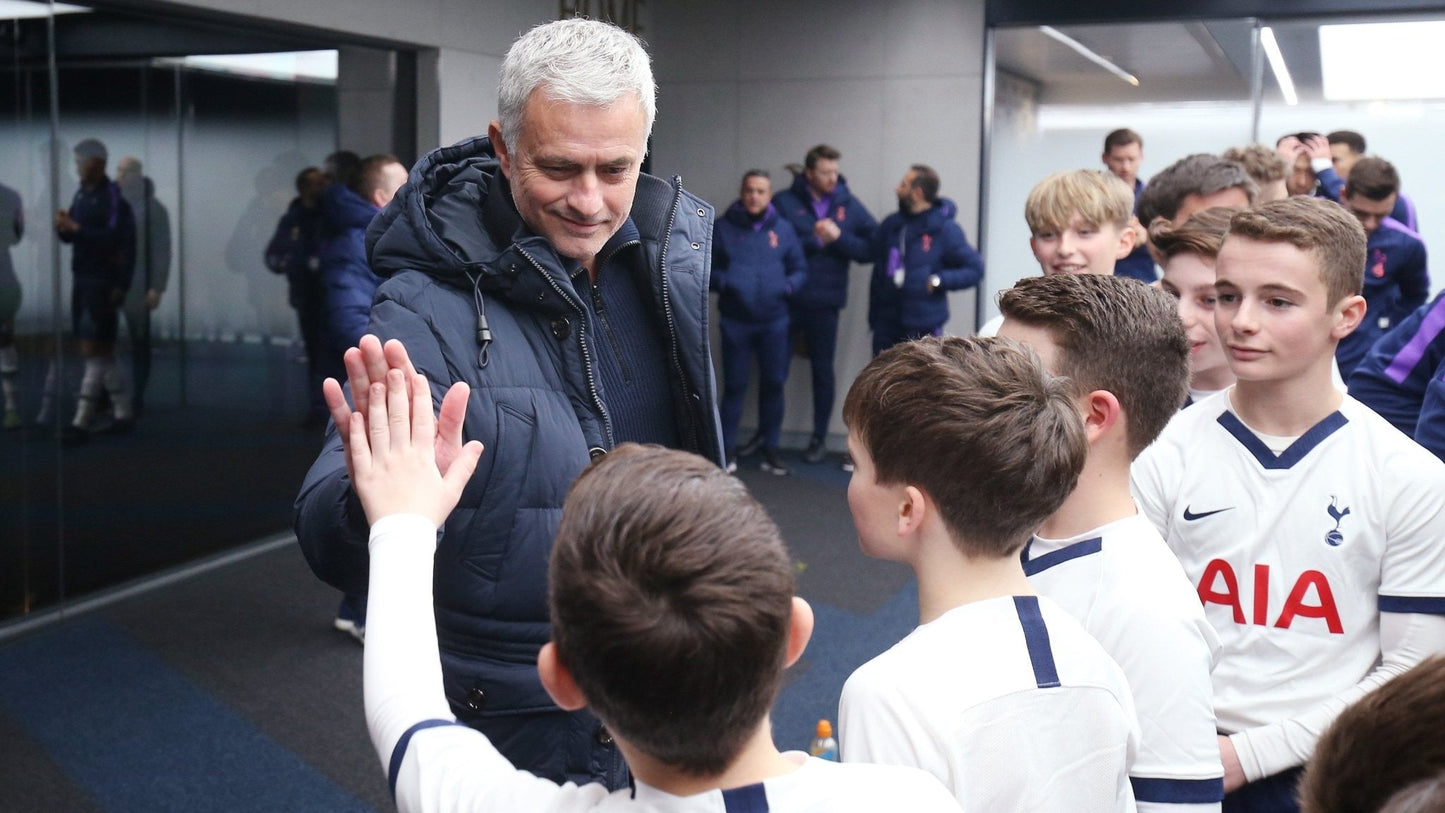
left=760, top=447, right=790, bottom=476
left=737, top=432, right=765, bottom=458
left=803, top=436, right=826, bottom=464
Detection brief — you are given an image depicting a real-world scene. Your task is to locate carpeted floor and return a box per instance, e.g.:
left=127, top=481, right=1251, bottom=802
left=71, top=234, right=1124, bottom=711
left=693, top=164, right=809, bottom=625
left=0, top=449, right=918, bottom=812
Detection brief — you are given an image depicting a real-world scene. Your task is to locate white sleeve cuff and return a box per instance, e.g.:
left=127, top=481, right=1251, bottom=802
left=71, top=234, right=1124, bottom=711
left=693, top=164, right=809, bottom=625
left=368, top=514, right=439, bottom=554
left=1311, top=157, right=1333, bottom=173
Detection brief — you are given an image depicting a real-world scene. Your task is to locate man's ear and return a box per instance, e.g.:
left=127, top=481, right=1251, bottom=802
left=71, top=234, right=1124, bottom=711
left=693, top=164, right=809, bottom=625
left=537, top=642, right=587, bottom=711
left=784, top=597, right=815, bottom=669
left=488, top=120, right=511, bottom=178
left=1333, top=293, right=1368, bottom=339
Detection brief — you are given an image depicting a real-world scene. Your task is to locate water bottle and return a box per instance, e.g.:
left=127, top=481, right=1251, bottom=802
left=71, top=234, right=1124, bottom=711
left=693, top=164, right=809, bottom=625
left=809, top=719, right=838, bottom=761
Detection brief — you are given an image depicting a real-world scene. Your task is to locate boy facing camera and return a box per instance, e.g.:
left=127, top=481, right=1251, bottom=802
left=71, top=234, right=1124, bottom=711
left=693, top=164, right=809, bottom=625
left=1131, top=197, right=1445, bottom=812
left=338, top=338, right=960, bottom=812
left=837, top=336, right=1140, bottom=811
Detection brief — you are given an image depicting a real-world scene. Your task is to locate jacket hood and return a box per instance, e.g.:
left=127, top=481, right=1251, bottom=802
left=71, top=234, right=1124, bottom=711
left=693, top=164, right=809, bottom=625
left=785, top=171, right=855, bottom=206
left=325, top=183, right=379, bottom=233
left=723, top=200, right=778, bottom=229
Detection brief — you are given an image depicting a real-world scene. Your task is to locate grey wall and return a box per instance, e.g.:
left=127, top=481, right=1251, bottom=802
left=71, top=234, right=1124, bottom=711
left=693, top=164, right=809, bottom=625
left=650, top=0, right=988, bottom=446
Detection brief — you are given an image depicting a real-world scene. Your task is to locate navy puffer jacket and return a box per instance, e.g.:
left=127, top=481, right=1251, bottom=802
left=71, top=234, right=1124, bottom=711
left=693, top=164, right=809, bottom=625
left=711, top=201, right=807, bottom=322
left=869, top=198, right=984, bottom=333
left=294, top=136, right=722, bottom=785
left=318, top=184, right=382, bottom=356
left=770, top=173, right=876, bottom=310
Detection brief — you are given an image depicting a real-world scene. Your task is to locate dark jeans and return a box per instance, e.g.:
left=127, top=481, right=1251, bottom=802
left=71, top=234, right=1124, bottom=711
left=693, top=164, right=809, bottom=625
left=719, top=315, right=790, bottom=451
left=1223, top=767, right=1302, bottom=813
left=789, top=304, right=838, bottom=441
left=870, top=313, right=941, bottom=357
left=292, top=277, right=327, bottom=418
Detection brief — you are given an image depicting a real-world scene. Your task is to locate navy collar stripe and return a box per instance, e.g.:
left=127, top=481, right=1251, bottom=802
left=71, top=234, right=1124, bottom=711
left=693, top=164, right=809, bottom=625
left=1216, top=410, right=1348, bottom=469
left=1131, top=776, right=1226, bottom=804
left=389, top=719, right=459, bottom=800
left=1021, top=537, right=1103, bottom=576
left=721, top=782, right=769, bottom=812
left=1013, top=595, right=1062, bottom=689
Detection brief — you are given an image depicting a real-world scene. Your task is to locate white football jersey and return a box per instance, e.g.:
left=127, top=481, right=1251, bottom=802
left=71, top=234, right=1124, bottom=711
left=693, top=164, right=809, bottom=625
left=1131, top=390, right=1445, bottom=739
left=839, top=594, right=1140, bottom=813
left=1024, top=515, right=1224, bottom=812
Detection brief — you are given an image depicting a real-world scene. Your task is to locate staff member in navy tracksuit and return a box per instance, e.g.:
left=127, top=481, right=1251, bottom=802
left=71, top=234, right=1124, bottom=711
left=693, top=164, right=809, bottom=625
left=712, top=170, right=806, bottom=476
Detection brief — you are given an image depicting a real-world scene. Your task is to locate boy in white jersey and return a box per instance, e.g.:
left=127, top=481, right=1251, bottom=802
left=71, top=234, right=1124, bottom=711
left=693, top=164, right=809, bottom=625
left=837, top=336, right=1141, bottom=812
left=339, top=339, right=961, bottom=813
left=996, top=273, right=1225, bottom=812
left=1151, top=208, right=1237, bottom=406
left=1131, top=197, right=1445, bottom=813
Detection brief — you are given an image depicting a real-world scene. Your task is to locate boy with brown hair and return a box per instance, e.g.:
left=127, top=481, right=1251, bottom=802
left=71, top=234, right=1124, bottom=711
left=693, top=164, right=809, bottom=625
left=341, top=339, right=960, bottom=812
left=1336, top=156, right=1429, bottom=378
left=1131, top=197, right=1445, bottom=812
left=1151, top=207, right=1238, bottom=404
left=1297, top=656, right=1445, bottom=813
left=837, top=335, right=1140, bottom=811
left=997, top=273, right=1225, bottom=813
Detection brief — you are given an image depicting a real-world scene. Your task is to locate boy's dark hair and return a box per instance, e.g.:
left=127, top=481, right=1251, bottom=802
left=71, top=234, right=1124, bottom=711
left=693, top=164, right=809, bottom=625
left=1345, top=156, right=1401, bottom=202
left=908, top=164, right=941, bottom=204
left=1298, top=657, right=1445, bottom=813
left=1148, top=206, right=1234, bottom=264
left=1222, top=143, right=1289, bottom=186
left=1225, top=197, right=1366, bottom=306
left=998, top=274, right=1189, bottom=458
left=351, top=154, right=402, bottom=199
left=842, top=336, right=1086, bottom=557
left=1136, top=153, right=1257, bottom=226
left=548, top=444, right=795, bottom=777
left=1104, top=128, right=1142, bottom=152
left=805, top=143, right=841, bottom=170
left=1327, top=129, right=1366, bottom=155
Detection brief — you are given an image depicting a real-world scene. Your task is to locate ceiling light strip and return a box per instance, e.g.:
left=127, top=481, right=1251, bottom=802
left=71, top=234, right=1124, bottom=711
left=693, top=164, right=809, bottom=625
left=1260, top=26, right=1298, bottom=106
left=1038, top=25, right=1140, bottom=88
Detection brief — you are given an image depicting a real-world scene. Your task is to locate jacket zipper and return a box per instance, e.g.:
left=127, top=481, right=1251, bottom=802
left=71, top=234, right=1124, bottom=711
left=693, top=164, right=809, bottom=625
left=518, top=246, right=614, bottom=448
left=658, top=178, right=702, bottom=455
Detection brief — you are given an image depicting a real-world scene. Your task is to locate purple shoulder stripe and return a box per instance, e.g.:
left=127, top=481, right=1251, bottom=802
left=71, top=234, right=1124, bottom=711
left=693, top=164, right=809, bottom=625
left=1386, top=297, right=1445, bottom=384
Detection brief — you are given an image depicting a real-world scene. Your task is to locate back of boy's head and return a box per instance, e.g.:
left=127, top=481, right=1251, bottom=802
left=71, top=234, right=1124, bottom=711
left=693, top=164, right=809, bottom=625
left=1222, top=143, right=1289, bottom=188
left=1345, top=156, right=1401, bottom=201
left=842, top=336, right=1087, bottom=557
left=997, top=274, right=1189, bottom=458
left=1148, top=206, right=1235, bottom=264
left=1024, top=169, right=1134, bottom=236
left=548, top=443, right=795, bottom=777
left=1137, top=153, right=1257, bottom=227
left=1298, top=656, right=1445, bottom=813
left=1224, top=197, right=1365, bottom=307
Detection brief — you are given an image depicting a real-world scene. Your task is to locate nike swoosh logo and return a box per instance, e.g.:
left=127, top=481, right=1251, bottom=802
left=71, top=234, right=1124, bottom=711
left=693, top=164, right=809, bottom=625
left=1183, top=506, right=1234, bottom=521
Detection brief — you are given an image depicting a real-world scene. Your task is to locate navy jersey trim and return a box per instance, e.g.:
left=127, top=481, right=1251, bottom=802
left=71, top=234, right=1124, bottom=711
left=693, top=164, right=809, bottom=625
left=1380, top=595, right=1445, bottom=614
left=389, top=719, right=461, bottom=799
left=1013, top=595, right=1061, bottom=689
left=721, top=782, right=770, bottom=812
left=1021, top=537, right=1103, bottom=576
left=1217, top=410, right=1348, bottom=469
left=1131, top=776, right=1226, bottom=804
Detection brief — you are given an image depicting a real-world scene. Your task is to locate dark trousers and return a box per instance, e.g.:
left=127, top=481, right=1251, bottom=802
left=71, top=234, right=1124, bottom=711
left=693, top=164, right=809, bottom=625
left=292, top=278, right=327, bottom=418
left=871, top=314, right=941, bottom=357
left=789, top=304, right=838, bottom=441
left=1223, top=767, right=1302, bottom=813
left=121, top=299, right=152, bottom=409
left=719, top=315, right=790, bottom=451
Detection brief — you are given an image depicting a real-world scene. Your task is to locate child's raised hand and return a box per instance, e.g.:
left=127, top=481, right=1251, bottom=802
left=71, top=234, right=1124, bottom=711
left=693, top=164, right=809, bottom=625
left=346, top=365, right=483, bottom=527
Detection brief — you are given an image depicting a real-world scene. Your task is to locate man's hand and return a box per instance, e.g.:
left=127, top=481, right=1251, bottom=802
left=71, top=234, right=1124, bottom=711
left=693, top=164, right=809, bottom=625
left=814, top=218, right=841, bottom=245
left=1218, top=734, right=1246, bottom=793
left=1302, top=134, right=1331, bottom=161
left=54, top=210, right=78, bottom=235
left=146, top=289, right=162, bottom=310
left=323, top=334, right=472, bottom=484
left=345, top=366, right=482, bottom=527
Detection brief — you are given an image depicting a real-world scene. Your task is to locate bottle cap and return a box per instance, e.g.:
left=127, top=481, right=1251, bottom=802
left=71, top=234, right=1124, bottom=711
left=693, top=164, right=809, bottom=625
left=816, top=719, right=832, bottom=738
